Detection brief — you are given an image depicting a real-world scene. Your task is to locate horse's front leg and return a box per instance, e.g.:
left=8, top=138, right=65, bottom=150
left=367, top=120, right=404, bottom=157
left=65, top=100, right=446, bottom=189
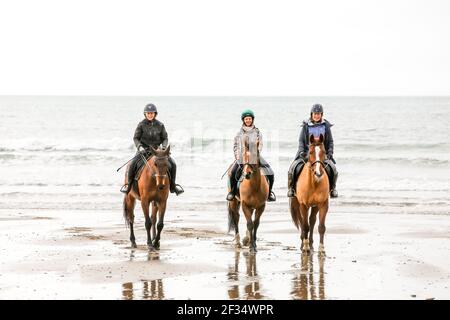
left=318, top=201, right=329, bottom=255
left=300, top=204, right=311, bottom=253
left=309, top=207, right=319, bottom=250
left=141, top=197, right=154, bottom=251
left=242, top=203, right=255, bottom=253
left=153, top=201, right=167, bottom=250
left=151, top=201, right=158, bottom=241
left=252, top=204, right=265, bottom=252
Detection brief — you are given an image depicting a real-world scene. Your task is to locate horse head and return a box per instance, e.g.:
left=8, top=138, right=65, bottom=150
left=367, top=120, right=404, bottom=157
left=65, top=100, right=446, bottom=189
left=308, top=134, right=326, bottom=181
left=151, top=145, right=171, bottom=190
left=243, top=136, right=260, bottom=180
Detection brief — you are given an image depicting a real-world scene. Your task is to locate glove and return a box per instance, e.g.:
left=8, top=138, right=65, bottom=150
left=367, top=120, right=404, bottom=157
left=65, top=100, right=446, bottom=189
left=138, top=145, right=146, bottom=153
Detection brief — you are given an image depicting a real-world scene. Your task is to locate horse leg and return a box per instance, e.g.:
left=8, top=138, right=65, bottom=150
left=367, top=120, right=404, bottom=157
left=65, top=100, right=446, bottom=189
left=141, top=197, right=154, bottom=251
left=242, top=203, right=255, bottom=253
left=309, top=207, right=319, bottom=251
left=151, top=201, right=158, bottom=241
left=228, top=199, right=241, bottom=248
left=153, top=201, right=167, bottom=250
left=318, top=201, right=329, bottom=255
left=252, top=204, right=265, bottom=252
left=300, top=204, right=310, bottom=253
left=124, top=194, right=137, bottom=248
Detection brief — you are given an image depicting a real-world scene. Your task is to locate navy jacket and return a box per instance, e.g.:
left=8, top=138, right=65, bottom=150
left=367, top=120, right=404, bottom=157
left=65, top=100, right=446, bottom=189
left=295, top=119, right=334, bottom=160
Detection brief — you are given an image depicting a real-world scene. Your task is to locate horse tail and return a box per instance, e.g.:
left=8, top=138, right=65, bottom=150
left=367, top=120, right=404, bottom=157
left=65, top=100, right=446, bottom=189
left=289, top=198, right=301, bottom=230
left=227, top=202, right=240, bottom=234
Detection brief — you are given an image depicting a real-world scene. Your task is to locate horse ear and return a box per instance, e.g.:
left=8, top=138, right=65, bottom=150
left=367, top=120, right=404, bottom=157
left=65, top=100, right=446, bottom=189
left=319, top=134, right=324, bottom=143
left=309, top=134, right=315, bottom=144
left=151, top=146, right=158, bottom=155
left=165, top=145, right=171, bottom=155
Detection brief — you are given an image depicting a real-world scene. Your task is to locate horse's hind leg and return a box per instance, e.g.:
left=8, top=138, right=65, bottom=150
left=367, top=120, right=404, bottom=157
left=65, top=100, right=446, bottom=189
left=228, top=199, right=241, bottom=248
left=124, top=195, right=137, bottom=248
left=318, top=202, right=329, bottom=255
left=309, top=207, right=319, bottom=250
left=153, top=201, right=167, bottom=250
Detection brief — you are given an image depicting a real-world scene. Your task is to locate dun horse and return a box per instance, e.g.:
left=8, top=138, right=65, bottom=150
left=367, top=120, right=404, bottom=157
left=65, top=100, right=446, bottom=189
left=123, top=146, right=171, bottom=251
left=228, top=137, right=269, bottom=253
left=290, top=134, right=330, bottom=254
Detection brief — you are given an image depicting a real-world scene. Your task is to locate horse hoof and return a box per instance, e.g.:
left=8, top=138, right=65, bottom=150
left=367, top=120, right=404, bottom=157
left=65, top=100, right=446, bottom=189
left=318, top=244, right=325, bottom=255
left=148, top=245, right=156, bottom=252
left=242, top=237, right=250, bottom=247
left=235, top=242, right=242, bottom=249
left=131, top=242, right=137, bottom=249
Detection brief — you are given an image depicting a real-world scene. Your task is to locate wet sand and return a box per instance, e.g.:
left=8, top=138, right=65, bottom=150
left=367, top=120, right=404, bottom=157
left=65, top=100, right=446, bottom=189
left=0, top=204, right=449, bottom=300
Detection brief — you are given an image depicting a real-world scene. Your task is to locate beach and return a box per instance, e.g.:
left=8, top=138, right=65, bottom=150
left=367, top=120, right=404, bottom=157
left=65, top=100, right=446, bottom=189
left=0, top=205, right=448, bottom=300
left=0, top=96, right=449, bottom=300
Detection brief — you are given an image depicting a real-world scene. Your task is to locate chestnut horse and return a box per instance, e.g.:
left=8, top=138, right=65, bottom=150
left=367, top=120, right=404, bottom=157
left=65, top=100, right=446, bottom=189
left=290, top=134, right=330, bottom=254
left=228, top=137, right=269, bottom=253
left=123, top=146, right=171, bottom=251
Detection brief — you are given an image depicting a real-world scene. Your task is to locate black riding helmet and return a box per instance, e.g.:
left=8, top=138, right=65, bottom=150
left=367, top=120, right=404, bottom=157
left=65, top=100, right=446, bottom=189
left=144, top=103, right=158, bottom=115
left=310, top=103, right=323, bottom=119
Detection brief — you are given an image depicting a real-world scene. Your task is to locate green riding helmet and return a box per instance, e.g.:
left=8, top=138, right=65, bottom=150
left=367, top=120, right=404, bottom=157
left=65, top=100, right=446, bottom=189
left=241, top=109, right=255, bottom=120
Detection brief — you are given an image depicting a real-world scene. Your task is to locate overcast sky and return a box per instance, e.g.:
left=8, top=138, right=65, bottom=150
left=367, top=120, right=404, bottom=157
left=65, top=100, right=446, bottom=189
left=0, top=0, right=449, bottom=96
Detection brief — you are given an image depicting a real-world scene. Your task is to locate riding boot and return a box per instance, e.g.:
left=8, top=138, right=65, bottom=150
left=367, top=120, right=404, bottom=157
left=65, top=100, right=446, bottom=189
left=287, top=172, right=295, bottom=198
left=120, top=154, right=139, bottom=194
left=227, top=163, right=241, bottom=201
left=168, top=157, right=184, bottom=196
left=330, top=172, right=339, bottom=198
left=267, top=175, right=276, bottom=202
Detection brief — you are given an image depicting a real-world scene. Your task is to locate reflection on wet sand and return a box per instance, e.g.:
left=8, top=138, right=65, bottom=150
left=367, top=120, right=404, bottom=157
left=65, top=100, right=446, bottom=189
left=122, top=250, right=163, bottom=300
left=291, top=253, right=326, bottom=300
left=122, top=279, right=165, bottom=300
left=227, top=251, right=264, bottom=300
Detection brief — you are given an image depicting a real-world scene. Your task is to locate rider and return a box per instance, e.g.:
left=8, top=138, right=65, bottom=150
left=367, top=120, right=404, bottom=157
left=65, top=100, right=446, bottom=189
left=120, top=103, right=184, bottom=195
left=226, top=109, right=276, bottom=202
left=287, top=103, right=339, bottom=198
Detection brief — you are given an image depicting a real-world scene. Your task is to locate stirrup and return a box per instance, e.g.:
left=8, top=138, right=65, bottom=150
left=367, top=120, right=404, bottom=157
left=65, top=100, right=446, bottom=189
left=330, top=189, right=338, bottom=198
left=172, top=184, right=184, bottom=196
left=226, top=192, right=235, bottom=201
left=268, top=191, right=276, bottom=202
left=120, top=184, right=129, bottom=194
left=287, top=188, right=295, bottom=198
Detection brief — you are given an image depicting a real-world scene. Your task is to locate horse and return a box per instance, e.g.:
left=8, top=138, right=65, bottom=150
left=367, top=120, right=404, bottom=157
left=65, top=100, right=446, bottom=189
left=122, top=146, right=171, bottom=251
left=290, top=134, right=330, bottom=254
left=227, top=137, right=269, bottom=253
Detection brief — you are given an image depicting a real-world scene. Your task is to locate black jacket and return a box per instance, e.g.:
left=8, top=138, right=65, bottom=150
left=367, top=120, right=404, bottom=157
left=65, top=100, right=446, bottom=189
left=133, top=119, right=168, bottom=150
left=295, top=119, right=334, bottom=160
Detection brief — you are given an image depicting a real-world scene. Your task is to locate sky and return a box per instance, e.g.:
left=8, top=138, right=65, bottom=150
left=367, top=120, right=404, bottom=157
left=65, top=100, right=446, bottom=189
left=0, top=0, right=449, bottom=96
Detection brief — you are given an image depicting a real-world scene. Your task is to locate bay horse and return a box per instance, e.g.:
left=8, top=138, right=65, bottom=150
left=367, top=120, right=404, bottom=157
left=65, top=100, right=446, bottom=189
left=123, top=146, right=171, bottom=251
left=290, top=134, right=330, bottom=254
left=228, top=137, right=269, bottom=253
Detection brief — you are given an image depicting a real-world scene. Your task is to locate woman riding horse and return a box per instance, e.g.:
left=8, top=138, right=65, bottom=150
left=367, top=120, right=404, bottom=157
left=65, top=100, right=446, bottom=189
left=120, top=103, right=184, bottom=196
left=287, top=104, right=339, bottom=198
left=227, top=109, right=276, bottom=202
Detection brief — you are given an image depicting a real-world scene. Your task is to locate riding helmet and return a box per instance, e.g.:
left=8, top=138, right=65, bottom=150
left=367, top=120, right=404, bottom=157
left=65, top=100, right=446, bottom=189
left=144, top=103, right=158, bottom=114
left=311, top=103, right=324, bottom=114
left=241, top=109, right=255, bottom=120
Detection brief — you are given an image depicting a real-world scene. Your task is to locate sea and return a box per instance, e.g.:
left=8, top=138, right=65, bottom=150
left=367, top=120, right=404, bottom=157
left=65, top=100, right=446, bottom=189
left=1, top=96, right=449, bottom=215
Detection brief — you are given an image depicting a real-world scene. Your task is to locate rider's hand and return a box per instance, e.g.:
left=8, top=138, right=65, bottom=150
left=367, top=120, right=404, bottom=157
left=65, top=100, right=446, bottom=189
left=138, top=145, right=145, bottom=153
